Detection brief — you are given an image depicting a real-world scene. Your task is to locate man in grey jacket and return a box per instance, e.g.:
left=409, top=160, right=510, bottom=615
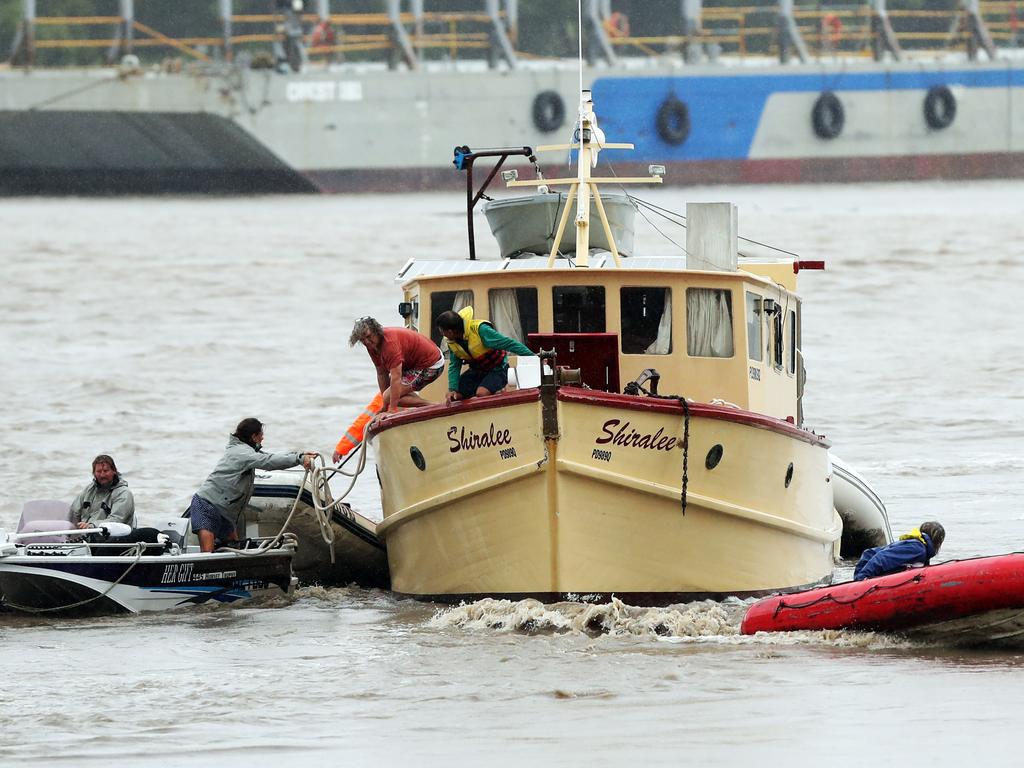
left=188, top=418, right=313, bottom=552
left=71, top=454, right=136, bottom=529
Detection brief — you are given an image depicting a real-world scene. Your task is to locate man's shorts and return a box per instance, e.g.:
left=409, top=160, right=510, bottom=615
left=187, top=494, right=237, bottom=541
left=458, top=366, right=508, bottom=398
left=400, top=353, right=445, bottom=391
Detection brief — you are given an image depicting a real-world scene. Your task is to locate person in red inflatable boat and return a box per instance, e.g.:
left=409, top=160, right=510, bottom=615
left=853, top=521, right=945, bottom=581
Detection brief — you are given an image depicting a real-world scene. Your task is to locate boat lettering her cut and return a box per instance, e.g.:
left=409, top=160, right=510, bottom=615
left=363, top=89, right=892, bottom=605
left=596, top=420, right=677, bottom=451
left=447, top=424, right=513, bottom=453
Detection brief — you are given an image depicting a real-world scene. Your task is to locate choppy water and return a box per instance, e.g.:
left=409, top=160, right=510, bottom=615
left=2, top=181, right=1023, bottom=765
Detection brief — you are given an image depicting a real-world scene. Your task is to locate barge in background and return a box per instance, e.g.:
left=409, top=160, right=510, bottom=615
left=2, top=0, right=1024, bottom=194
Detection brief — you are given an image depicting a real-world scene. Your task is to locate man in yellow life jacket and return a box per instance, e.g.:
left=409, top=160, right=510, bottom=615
left=436, top=307, right=535, bottom=403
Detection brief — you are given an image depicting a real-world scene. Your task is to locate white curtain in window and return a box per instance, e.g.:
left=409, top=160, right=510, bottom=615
left=645, top=289, right=672, bottom=354
left=489, top=289, right=524, bottom=342
left=687, top=289, right=734, bottom=357
left=452, top=291, right=474, bottom=313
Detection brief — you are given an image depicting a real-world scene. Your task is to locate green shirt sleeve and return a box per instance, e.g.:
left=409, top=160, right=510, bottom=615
left=446, top=347, right=463, bottom=391
left=478, top=323, right=535, bottom=357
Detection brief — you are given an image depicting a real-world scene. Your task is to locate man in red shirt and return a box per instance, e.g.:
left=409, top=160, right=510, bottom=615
left=349, top=316, right=444, bottom=413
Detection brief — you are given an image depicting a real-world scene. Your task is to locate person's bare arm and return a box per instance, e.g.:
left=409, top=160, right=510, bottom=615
left=387, top=365, right=403, bottom=412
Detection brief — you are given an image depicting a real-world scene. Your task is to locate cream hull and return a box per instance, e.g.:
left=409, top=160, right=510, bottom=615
left=373, top=387, right=840, bottom=603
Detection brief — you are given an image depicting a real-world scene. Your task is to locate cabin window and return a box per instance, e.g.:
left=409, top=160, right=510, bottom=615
left=787, top=309, right=797, bottom=375
left=553, top=286, right=605, bottom=333
left=429, top=290, right=474, bottom=345
left=686, top=288, right=734, bottom=358
left=620, top=287, right=671, bottom=354
left=772, top=310, right=784, bottom=369
left=745, top=292, right=762, bottom=361
left=488, top=288, right=538, bottom=344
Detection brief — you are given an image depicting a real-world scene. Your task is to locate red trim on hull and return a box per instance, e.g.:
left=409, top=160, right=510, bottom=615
left=740, top=553, right=1024, bottom=635
left=556, top=387, right=829, bottom=447
left=367, top=388, right=540, bottom=438
left=365, top=386, right=828, bottom=447
left=304, top=153, right=1024, bottom=193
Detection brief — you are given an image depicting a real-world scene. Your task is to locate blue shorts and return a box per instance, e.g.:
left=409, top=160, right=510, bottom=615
left=188, top=495, right=237, bottom=541
left=458, top=366, right=508, bottom=398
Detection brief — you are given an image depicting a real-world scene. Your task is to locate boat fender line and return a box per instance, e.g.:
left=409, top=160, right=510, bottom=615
left=923, top=85, right=956, bottom=130
left=2, top=542, right=147, bottom=614
left=532, top=90, right=566, bottom=133
left=656, top=97, right=691, bottom=146
left=769, top=571, right=924, bottom=619
left=678, top=396, right=690, bottom=515
left=624, top=379, right=691, bottom=513
left=811, top=92, right=844, bottom=140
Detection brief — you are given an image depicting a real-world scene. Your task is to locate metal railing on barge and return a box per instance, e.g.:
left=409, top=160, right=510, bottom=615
left=6, top=0, right=1017, bottom=71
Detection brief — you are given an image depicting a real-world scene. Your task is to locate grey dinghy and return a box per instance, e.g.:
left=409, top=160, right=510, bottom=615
left=0, top=507, right=296, bottom=616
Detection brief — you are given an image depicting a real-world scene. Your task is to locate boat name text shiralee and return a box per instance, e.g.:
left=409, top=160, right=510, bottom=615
left=596, top=420, right=677, bottom=451
left=448, top=424, right=512, bottom=453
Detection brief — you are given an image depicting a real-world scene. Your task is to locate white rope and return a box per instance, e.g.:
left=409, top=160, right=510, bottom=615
left=218, top=445, right=370, bottom=564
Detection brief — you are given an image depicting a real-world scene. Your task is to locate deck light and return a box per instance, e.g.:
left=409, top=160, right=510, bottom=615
left=501, top=170, right=519, bottom=183
left=648, top=164, right=666, bottom=177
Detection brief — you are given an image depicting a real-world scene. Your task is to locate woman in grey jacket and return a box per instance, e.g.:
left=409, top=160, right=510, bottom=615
left=188, top=418, right=313, bottom=552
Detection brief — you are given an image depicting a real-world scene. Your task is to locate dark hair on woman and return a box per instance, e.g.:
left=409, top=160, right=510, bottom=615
left=233, top=417, right=264, bottom=448
left=920, top=521, right=945, bottom=554
left=436, top=310, right=463, bottom=333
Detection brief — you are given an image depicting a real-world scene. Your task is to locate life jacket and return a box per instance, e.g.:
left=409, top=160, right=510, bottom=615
left=898, top=528, right=936, bottom=560
left=334, top=392, right=384, bottom=457
left=446, top=306, right=506, bottom=371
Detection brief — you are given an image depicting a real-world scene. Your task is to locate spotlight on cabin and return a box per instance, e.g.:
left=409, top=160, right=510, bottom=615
left=763, top=298, right=779, bottom=316
left=649, top=164, right=666, bottom=178
left=398, top=301, right=414, bottom=319
left=501, top=170, right=519, bottom=183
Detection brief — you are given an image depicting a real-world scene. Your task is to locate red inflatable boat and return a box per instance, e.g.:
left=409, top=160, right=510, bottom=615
left=741, top=554, right=1024, bottom=647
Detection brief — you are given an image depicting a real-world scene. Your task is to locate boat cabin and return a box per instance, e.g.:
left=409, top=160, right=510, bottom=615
left=396, top=199, right=811, bottom=426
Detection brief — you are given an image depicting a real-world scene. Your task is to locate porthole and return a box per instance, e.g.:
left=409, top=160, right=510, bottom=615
left=705, top=444, right=724, bottom=470
left=784, top=462, right=794, bottom=488
left=410, top=446, right=426, bottom=471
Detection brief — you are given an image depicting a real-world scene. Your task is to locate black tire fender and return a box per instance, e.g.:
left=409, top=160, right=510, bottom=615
left=532, top=90, right=565, bottom=133
left=924, top=85, right=956, bottom=130
left=811, top=91, right=844, bottom=140
left=656, top=97, right=690, bottom=146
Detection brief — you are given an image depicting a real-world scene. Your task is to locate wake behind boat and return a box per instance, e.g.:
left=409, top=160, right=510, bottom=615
left=0, top=502, right=296, bottom=616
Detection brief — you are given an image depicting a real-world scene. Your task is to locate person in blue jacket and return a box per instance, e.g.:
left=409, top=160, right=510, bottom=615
left=854, top=521, right=945, bottom=581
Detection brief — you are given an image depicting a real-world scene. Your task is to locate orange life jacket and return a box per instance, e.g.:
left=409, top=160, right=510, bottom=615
left=334, top=392, right=384, bottom=457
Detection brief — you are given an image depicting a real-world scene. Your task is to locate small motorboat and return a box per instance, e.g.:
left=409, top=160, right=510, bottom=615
left=0, top=501, right=296, bottom=616
left=740, top=553, right=1024, bottom=648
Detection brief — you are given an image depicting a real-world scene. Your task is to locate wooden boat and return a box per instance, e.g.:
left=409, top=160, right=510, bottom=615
left=364, top=90, right=874, bottom=604
left=740, top=554, right=1024, bottom=647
